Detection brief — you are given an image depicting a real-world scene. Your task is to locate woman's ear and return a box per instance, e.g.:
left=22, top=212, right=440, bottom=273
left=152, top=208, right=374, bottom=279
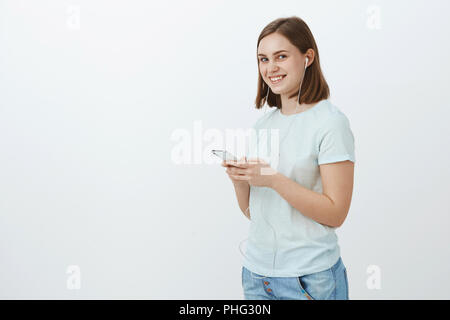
left=305, top=49, right=315, bottom=67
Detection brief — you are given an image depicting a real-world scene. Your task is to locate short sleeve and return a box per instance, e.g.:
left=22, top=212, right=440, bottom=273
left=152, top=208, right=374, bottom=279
left=318, top=114, right=355, bottom=165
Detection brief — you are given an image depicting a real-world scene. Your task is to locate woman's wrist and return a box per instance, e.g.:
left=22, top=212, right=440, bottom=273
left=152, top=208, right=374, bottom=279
left=268, top=172, right=284, bottom=189
left=233, top=181, right=249, bottom=188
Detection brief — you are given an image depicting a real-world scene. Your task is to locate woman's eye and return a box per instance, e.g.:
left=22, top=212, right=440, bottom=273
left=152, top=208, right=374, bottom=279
left=260, top=55, right=286, bottom=62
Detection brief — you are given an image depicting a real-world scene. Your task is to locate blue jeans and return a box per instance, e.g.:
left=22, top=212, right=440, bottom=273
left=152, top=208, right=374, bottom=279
left=242, top=257, right=349, bottom=300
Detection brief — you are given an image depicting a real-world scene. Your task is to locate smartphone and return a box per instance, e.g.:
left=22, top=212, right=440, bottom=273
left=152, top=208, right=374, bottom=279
left=211, top=149, right=238, bottom=161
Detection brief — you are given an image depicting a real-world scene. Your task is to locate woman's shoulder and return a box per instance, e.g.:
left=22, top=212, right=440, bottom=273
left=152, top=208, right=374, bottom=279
left=316, top=99, right=352, bottom=127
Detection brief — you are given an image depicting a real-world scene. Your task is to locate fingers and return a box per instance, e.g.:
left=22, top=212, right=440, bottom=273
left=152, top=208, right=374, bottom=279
left=229, top=174, right=249, bottom=180
left=221, top=156, right=263, bottom=168
left=247, top=157, right=264, bottom=164
left=221, top=159, right=239, bottom=167
left=223, top=159, right=248, bottom=168
left=226, top=167, right=249, bottom=175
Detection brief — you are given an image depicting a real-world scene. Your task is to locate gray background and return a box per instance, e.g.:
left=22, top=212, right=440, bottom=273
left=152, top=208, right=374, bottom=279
left=1, top=0, right=449, bottom=299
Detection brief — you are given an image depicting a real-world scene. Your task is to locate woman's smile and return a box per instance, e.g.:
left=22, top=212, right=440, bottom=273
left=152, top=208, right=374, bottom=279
left=269, top=74, right=286, bottom=84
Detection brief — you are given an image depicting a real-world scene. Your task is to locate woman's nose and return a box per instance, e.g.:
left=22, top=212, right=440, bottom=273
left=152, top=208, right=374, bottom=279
left=267, top=62, right=279, bottom=73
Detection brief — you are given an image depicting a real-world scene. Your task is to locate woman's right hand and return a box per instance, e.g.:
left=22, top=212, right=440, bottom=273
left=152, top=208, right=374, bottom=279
left=221, top=156, right=249, bottom=186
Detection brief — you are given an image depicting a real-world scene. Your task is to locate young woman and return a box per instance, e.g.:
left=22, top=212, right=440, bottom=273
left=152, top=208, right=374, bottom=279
left=222, top=16, right=355, bottom=300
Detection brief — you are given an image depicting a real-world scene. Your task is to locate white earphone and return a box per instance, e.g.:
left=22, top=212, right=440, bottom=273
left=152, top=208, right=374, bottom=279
left=295, top=56, right=309, bottom=110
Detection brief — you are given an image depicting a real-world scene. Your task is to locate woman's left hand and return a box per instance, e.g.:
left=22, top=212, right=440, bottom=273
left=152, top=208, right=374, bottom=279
left=225, top=158, right=278, bottom=187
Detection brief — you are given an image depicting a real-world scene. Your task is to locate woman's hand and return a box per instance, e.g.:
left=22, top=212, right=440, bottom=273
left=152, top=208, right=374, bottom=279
left=222, top=157, right=277, bottom=188
left=222, top=156, right=249, bottom=187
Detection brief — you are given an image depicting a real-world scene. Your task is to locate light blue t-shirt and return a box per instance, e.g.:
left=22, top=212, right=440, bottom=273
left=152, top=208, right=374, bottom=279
left=242, top=99, right=355, bottom=277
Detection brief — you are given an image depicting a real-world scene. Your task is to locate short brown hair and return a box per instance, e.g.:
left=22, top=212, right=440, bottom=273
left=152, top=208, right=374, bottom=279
left=255, top=16, right=330, bottom=109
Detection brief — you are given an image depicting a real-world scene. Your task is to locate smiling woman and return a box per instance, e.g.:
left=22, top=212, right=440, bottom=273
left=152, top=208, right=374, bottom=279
left=254, top=17, right=330, bottom=115
left=222, top=16, right=356, bottom=301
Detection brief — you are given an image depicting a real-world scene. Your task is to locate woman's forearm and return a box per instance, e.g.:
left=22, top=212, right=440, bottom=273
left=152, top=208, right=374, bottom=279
left=269, top=173, right=341, bottom=227
left=233, top=182, right=250, bottom=220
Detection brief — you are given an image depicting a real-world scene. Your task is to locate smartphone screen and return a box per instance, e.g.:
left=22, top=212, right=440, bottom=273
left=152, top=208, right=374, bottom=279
left=211, top=149, right=237, bottom=161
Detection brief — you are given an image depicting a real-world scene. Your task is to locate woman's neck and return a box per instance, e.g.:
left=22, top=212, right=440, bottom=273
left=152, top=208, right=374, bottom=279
left=280, top=101, right=318, bottom=115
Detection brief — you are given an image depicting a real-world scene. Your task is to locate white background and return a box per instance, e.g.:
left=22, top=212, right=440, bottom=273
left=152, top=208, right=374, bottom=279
left=1, top=0, right=449, bottom=299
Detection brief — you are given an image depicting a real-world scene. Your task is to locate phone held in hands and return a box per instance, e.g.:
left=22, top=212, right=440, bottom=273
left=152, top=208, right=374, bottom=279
left=211, top=149, right=238, bottom=161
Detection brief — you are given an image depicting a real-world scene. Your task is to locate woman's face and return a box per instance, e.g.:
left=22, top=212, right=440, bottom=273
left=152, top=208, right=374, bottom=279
left=257, top=33, right=306, bottom=96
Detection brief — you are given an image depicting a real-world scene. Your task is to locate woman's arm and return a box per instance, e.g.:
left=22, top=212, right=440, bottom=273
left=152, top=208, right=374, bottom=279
left=232, top=182, right=251, bottom=220
left=269, top=161, right=354, bottom=228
